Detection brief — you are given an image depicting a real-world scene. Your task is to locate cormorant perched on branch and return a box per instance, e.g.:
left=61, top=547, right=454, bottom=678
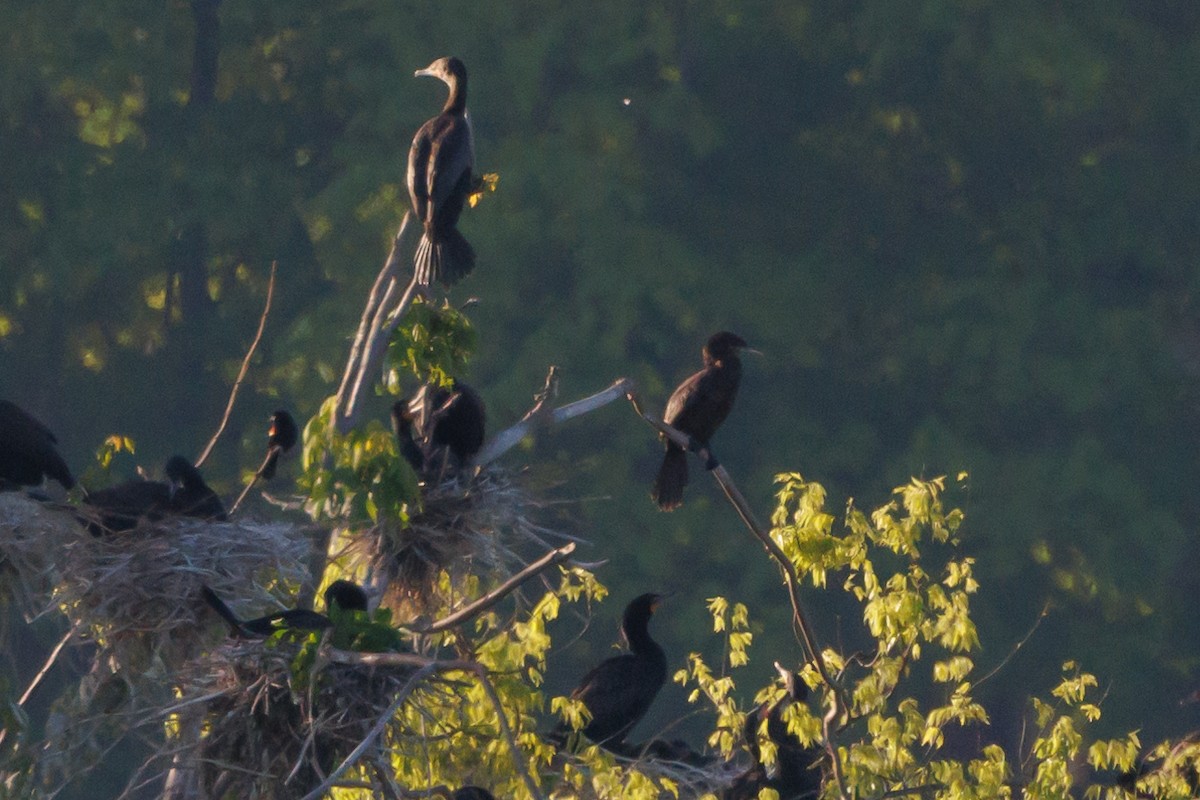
left=165, top=455, right=227, bottom=521
left=202, top=579, right=368, bottom=638
left=653, top=331, right=754, bottom=511
left=408, top=56, right=476, bottom=286
left=391, top=398, right=426, bottom=473
left=427, top=379, right=486, bottom=467
left=728, top=662, right=823, bottom=800
left=0, top=400, right=74, bottom=490
left=563, top=592, right=668, bottom=749
left=259, top=409, right=298, bottom=480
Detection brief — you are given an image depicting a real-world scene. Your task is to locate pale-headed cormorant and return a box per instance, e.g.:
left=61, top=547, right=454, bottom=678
left=165, top=455, right=227, bottom=521
left=563, top=592, right=668, bottom=749
left=653, top=331, right=753, bottom=511
left=391, top=398, right=427, bottom=472
left=407, top=56, right=476, bottom=286
left=728, top=662, right=822, bottom=800
left=0, top=400, right=74, bottom=490
left=259, top=409, right=298, bottom=480
left=202, top=580, right=369, bottom=638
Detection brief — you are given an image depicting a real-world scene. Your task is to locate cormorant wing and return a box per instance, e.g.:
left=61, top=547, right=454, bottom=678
left=425, top=116, right=473, bottom=209
left=571, top=652, right=658, bottom=743
left=407, top=126, right=433, bottom=222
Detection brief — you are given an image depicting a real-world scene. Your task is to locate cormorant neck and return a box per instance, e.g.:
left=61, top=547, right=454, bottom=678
left=443, top=73, right=467, bottom=115
left=623, top=612, right=660, bottom=657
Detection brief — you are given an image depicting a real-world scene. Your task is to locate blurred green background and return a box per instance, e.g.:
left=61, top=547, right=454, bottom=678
left=4, top=0, right=1200, bottom=770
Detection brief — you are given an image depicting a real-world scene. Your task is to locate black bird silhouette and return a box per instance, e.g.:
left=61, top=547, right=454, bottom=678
left=165, top=456, right=227, bottom=521
left=81, top=478, right=173, bottom=534
left=202, top=579, right=368, bottom=638
left=408, top=56, right=476, bottom=286
left=563, top=593, right=668, bottom=749
left=426, top=379, right=486, bottom=468
left=653, top=331, right=753, bottom=511
left=0, top=400, right=74, bottom=490
left=391, top=399, right=427, bottom=473
left=728, top=662, right=823, bottom=800
left=454, top=788, right=496, bottom=800
left=259, top=409, right=298, bottom=480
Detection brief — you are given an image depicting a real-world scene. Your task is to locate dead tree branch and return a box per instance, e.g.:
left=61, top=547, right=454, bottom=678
left=196, top=261, right=277, bottom=467
left=475, top=375, right=635, bottom=466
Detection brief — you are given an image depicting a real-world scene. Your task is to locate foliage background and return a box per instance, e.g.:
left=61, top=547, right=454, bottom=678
left=3, top=0, right=1200, bottom=790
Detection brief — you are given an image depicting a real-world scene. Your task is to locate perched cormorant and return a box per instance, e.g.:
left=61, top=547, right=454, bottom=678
left=0, top=400, right=74, bottom=490
left=728, top=662, right=822, bottom=800
left=165, top=455, right=227, bottom=521
left=202, top=580, right=368, bottom=638
left=563, top=593, right=668, bottom=749
left=259, top=409, right=298, bottom=480
left=391, top=399, right=427, bottom=473
left=426, top=379, right=486, bottom=467
left=652, top=331, right=753, bottom=511
left=407, top=56, right=476, bottom=286
left=81, top=478, right=173, bottom=535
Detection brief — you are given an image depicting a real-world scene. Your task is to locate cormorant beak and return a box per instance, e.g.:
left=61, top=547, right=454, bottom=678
left=414, top=67, right=436, bottom=79
left=742, top=346, right=764, bottom=357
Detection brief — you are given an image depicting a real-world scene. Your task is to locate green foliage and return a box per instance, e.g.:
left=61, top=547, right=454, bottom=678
left=385, top=297, right=478, bottom=391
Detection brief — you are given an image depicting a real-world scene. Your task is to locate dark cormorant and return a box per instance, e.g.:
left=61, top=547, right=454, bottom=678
left=259, top=409, right=298, bottom=480
left=81, top=478, right=173, bottom=535
left=165, top=455, right=227, bottom=521
left=728, top=662, right=822, bottom=800
left=427, top=379, right=486, bottom=467
left=563, top=592, right=668, bottom=749
left=652, top=331, right=753, bottom=511
left=0, top=400, right=74, bottom=490
left=454, top=788, right=496, bottom=800
left=407, top=56, right=476, bottom=286
left=391, top=398, right=427, bottom=472
left=202, top=580, right=369, bottom=638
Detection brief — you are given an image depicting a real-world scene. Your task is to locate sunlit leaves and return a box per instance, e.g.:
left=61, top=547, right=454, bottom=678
left=385, top=297, right=477, bottom=390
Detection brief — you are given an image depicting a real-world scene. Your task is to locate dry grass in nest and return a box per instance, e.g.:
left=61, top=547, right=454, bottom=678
left=158, top=639, right=428, bottom=800
left=0, top=492, right=76, bottom=618
left=349, top=466, right=576, bottom=613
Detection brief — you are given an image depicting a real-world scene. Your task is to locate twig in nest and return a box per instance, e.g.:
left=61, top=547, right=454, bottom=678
left=475, top=375, right=635, bottom=465
left=626, top=389, right=853, bottom=800
left=196, top=261, right=277, bottom=468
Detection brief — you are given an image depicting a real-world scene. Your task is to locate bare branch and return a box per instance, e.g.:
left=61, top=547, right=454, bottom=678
left=413, top=543, right=577, bottom=634
left=475, top=376, right=635, bottom=465
left=196, top=261, right=277, bottom=467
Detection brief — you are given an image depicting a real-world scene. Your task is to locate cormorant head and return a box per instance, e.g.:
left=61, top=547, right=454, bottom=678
left=774, top=660, right=809, bottom=702
left=622, top=592, right=664, bottom=630
left=164, top=455, right=202, bottom=491
left=703, top=331, right=756, bottom=361
left=415, top=56, right=467, bottom=86
left=324, top=580, right=369, bottom=613
left=268, top=410, right=299, bottom=451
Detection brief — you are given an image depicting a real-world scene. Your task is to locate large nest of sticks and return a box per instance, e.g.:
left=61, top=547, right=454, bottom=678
left=168, top=640, right=426, bottom=800
left=353, top=466, right=574, bottom=612
left=0, top=492, right=316, bottom=680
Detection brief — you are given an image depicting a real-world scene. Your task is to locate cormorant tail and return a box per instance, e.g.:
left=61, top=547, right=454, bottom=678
left=201, top=585, right=245, bottom=636
left=415, top=230, right=475, bottom=287
left=652, top=445, right=688, bottom=511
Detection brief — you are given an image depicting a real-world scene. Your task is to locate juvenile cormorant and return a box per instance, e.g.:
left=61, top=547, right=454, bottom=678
left=728, top=662, right=823, bottom=800
left=652, top=331, right=753, bottom=511
left=427, top=379, right=486, bottom=467
left=407, top=56, right=476, bottom=286
left=563, top=592, right=668, bottom=749
left=81, top=478, right=173, bottom=535
left=165, top=455, right=227, bottom=521
left=201, top=580, right=368, bottom=638
left=0, top=400, right=74, bottom=490
left=391, top=398, right=427, bottom=472
left=259, top=409, right=298, bottom=480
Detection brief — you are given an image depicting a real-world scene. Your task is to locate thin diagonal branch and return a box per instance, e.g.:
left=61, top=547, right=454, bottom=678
left=413, top=543, right=578, bottom=634
left=196, top=261, right=277, bottom=467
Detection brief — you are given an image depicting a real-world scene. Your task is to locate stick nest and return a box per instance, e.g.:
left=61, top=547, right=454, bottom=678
left=354, top=466, right=574, bottom=612
left=173, top=640, right=425, bottom=799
